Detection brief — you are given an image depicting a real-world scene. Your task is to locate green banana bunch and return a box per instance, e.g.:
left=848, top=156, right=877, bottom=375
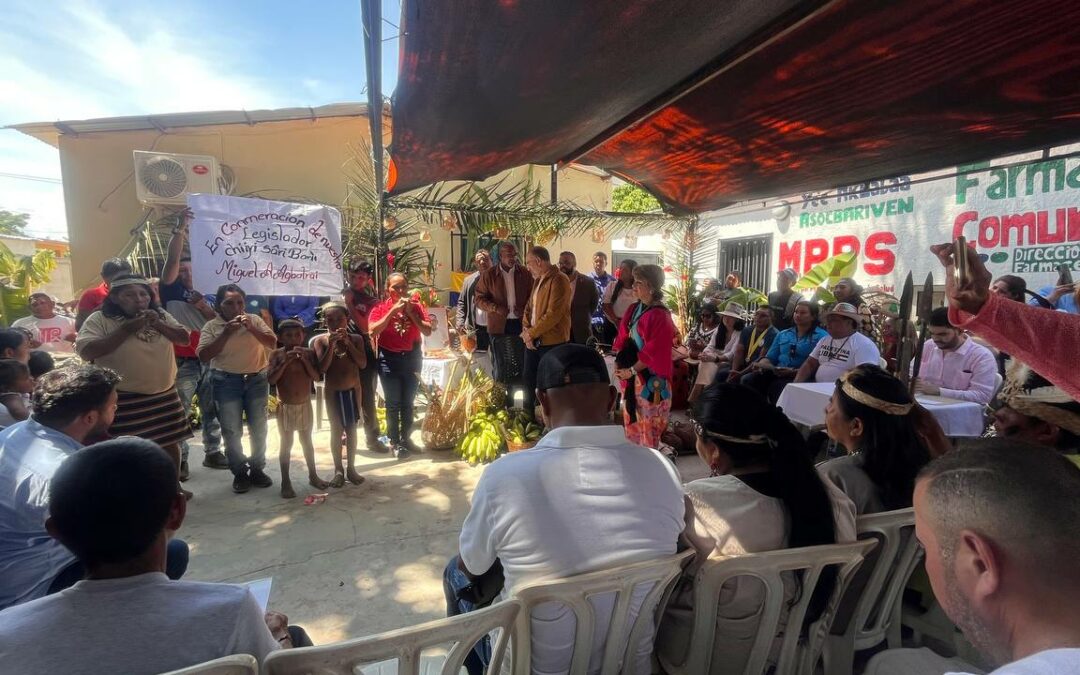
left=504, top=410, right=543, bottom=443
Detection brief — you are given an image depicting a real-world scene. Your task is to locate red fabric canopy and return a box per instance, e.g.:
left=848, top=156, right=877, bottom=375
left=390, top=0, right=1080, bottom=214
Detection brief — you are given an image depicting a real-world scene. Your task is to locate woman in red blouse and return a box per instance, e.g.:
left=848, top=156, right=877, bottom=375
left=369, top=272, right=432, bottom=458
left=613, top=264, right=677, bottom=449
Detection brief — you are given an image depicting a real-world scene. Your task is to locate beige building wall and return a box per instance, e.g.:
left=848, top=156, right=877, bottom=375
left=56, top=116, right=375, bottom=291
left=45, top=112, right=612, bottom=296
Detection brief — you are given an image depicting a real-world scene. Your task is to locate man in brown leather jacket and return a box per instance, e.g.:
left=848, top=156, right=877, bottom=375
left=474, top=242, right=534, bottom=403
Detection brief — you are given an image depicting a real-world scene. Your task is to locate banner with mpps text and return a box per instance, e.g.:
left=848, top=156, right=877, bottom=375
left=188, top=194, right=344, bottom=296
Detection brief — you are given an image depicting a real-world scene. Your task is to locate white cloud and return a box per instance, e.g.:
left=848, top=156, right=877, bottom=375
left=0, top=0, right=303, bottom=238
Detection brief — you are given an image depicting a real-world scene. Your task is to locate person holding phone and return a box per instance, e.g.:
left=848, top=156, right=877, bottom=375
left=369, top=273, right=432, bottom=459
left=931, top=242, right=1080, bottom=402
left=1028, top=265, right=1080, bottom=313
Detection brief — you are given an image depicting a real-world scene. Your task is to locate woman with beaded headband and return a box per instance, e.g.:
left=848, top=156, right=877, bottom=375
left=656, top=382, right=855, bottom=670
left=75, top=274, right=194, bottom=498
left=819, top=364, right=932, bottom=514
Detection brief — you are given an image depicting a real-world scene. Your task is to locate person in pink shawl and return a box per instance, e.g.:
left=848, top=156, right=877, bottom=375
left=931, top=243, right=1080, bottom=402
left=613, top=264, right=677, bottom=448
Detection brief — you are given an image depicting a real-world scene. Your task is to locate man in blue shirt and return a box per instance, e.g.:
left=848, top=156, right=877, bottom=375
left=272, top=296, right=320, bottom=336
left=1029, top=284, right=1079, bottom=313
left=587, top=251, right=614, bottom=343
left=0, top=365, right=187, bottom=610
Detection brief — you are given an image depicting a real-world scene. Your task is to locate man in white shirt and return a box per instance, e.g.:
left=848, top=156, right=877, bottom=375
left=904, top=444, right=1080, bottom=674
left=444, top=344, right=685, bottom=675
left=796, top=302, right=880, bottom=384
left=13, top=293, right=76, bottom=353
left=913, top=307, right=998, bottom=404
left=0, top=437, right=311, bottom=675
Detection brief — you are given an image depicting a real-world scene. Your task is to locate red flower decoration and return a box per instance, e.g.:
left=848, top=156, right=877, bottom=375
left=680, top=274, right=689, bottom=282
left=663, top=265, right=674, bottom=273
left=386, top=251, right=396, bottom=269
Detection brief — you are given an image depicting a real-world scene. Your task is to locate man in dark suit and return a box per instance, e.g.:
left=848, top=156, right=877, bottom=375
left=474, top=242, right=534, bottom=401
left=558, top=251, right=601, bottom=345
left=455, top=249, right=493, bottom=351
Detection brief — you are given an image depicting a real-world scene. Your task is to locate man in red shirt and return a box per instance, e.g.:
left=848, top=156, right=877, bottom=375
left=74, top=258, right=132, bottom=330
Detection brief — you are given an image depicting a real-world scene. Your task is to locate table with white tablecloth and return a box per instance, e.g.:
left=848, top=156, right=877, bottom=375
left=775, top=381, right=985, bottom=437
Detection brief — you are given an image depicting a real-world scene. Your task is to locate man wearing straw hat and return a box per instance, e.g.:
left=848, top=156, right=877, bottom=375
left=795, top=302, right=880, bottom=384
left=991, top=361, right=1080, bottom=464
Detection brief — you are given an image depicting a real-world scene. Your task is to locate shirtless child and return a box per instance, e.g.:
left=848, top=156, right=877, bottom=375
left=267, top=319, right=327, bottom=498
left=312, top=302, right=368, bottom=488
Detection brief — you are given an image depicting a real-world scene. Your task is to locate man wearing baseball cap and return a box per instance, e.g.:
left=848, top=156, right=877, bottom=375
left=444, top=344, right=684, bottom=675
left=795, top=302, right=880, bottom=383
left=768, top=268, right=802, bottom=331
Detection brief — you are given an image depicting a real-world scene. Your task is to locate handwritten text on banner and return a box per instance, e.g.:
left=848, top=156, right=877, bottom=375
left=188, top=194, right=344, bottom=296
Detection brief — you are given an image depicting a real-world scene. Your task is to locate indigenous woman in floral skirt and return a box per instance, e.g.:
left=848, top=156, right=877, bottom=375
left=613, top=264, right=677, bottom=448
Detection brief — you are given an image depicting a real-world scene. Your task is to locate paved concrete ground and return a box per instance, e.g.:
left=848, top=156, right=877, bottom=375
left=180, top=416, right=705, bottom=645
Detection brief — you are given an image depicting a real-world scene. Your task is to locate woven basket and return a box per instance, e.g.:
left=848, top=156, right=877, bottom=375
left=506, top=438, right=538, bottom=452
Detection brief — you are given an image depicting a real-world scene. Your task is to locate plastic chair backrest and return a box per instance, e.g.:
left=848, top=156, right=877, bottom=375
left=510, top=549, right=694, bottom=675
left=160, top=654, right=259, bottom=675
left=660, top=539, right=877, bottom=675
left=848, top=508, right=923, bottom=649
left=261, top=600, right=520, bottom=675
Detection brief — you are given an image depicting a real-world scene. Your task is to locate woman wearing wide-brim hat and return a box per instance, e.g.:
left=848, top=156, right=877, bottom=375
left=695, top=302, right=747, bottom=384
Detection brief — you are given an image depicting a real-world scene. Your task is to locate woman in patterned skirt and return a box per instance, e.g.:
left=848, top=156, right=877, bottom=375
left=76, top=275, right=194, bottom=498
left=613, top=264, right=677, bottom=449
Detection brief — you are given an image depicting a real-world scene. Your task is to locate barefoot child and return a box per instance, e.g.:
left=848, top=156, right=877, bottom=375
left=312, top=302, right=368, bottom=487
left=0, top=358, right=34, bottom=427
left=268, top=319, right=327, bottom=498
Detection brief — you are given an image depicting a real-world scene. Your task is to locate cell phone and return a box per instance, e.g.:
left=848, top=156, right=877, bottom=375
left=1057, top=264, right=1074, bottom=287
left=954, top=236, right=969, bottom=287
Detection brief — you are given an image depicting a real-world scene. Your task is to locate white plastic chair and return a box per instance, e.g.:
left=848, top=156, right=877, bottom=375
left=658, top=539, right=876, bottom=675
left=822, top=508, right=924, bottom=675
left=510, top=549, right=694, bottom=675
left=261, top=600, right=519, bottom=675
left=160, top=654, right=258, bottom=675
left=864, top=647, right=984, bottom=675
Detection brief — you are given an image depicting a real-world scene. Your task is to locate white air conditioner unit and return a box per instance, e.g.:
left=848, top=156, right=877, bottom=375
left=133, top=151, right=220, bottom=205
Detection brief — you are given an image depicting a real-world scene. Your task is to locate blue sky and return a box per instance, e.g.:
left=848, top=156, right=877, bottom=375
left=0, top=0, right=401, bottom=239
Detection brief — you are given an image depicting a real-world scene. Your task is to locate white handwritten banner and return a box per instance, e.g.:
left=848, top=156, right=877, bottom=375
left=188, top=194, right=344, bottom=296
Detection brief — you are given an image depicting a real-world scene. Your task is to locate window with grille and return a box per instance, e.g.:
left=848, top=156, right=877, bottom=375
left=717, top=235, right=773, bottom=292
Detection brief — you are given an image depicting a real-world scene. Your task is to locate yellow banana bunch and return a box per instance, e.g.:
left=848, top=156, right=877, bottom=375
left=455, top=411, right=505, bottom=465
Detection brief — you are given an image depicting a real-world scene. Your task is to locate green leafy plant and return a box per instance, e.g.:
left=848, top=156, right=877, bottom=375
left=792, top=252, right=859, bottom=305
left=611, top=184, right=661, bottom=213
left=0, top=242, right=57, bottom=325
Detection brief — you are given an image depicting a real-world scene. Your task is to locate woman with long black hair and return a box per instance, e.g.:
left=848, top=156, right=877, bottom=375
left=657, top=382, right=856, bottom=672
left=819, top=364, right=933, bottom=513
left=601, top=259, right=638, bottom=345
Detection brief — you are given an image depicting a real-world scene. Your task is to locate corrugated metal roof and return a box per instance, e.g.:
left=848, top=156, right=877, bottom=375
left=7, top=103, right=371, bottom=147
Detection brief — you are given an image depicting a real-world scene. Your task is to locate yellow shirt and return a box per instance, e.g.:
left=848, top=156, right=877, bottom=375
left=196, top=314, right=275, bottom=373
left=75, top=310, right=183, bottom=394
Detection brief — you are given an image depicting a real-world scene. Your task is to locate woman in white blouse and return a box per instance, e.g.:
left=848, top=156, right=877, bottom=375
left=657, top=382, right=856, bottom=673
